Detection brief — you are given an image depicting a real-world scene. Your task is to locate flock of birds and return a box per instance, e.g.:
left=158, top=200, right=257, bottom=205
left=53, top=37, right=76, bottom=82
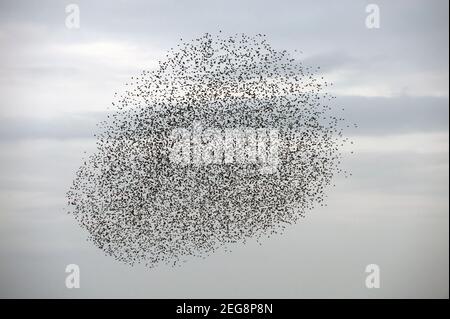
left=67, top=33, right=353, bottom=267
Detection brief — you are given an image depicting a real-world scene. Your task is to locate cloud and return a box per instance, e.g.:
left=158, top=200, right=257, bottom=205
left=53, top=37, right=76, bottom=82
left=0, top=113, right=102, bottom=140
left=0, top=0, right=448, bottom=298
left=0, top=94, right=447, bottom=141
left=338, top=95, right=449, bottom=135
left=349, top=132, right=449, bottom=154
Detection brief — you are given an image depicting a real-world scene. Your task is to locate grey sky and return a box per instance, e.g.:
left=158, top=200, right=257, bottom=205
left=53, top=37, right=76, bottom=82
left=0, top=0, right=448, bottom=298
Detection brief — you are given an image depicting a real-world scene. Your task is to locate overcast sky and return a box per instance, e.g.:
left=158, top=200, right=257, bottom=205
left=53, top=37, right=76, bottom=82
left=0, top=0, right=448, bottom=298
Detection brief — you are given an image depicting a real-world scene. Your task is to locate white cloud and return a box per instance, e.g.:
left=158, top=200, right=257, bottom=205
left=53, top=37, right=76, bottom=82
left=348, top=132, right=449, bottom=154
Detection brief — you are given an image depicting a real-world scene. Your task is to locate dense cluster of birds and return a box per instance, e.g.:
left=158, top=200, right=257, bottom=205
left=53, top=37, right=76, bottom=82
left=67, top=33, right=353, bottom=267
